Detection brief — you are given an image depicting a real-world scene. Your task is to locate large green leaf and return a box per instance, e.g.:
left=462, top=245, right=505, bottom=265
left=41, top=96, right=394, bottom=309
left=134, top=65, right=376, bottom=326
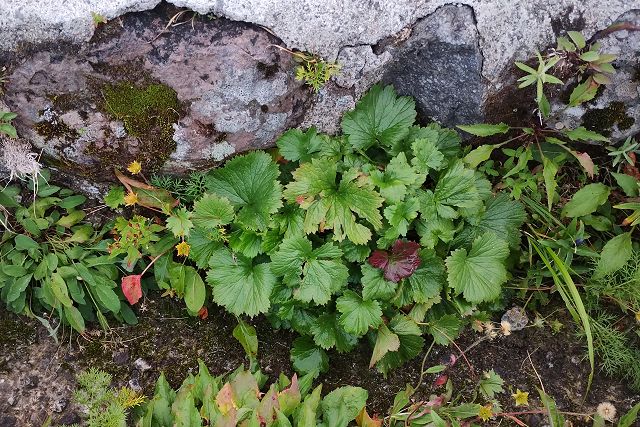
left=336, top=290, right=382, bottom=336
left=187, top=227, right=223, bottom=269
left=369, top=323, right=400, bottom=368
left=457, top=123, right=510, bottom=137
left=297, top=385, right=322, bottom=427
left=361, top=264, right=397, bottom=301
left=376, top=315, right=424, bottom=375
left=284, top=159, right=383, bottom=244
left=321, top=386, right=368, bottom=427
left=206, top=248, right=275, bottom=317
left=594, top=233, right=632, bottom=279
left=453, top=194, right=526, bottom=249
left=407, top=250, right=445, bottom=304
left=341, top=84, right=416, bottom=151
left=233, top=319, right=258, bottom=359
left=429, top=161, right=480, bottom=218
left=411, top=135, right=445, bottom=173
left=290, top=336, right=328, bottom=376
left=561, top=183, right=610, bottom=218
left=183, top=266, right=206, bottom=312
left=276, top=128, right=324, bottom=163
left=192, top=193, right=235, bottom=229
left=445, top=232, right=509, bottom=303
left=310, top=313, right=358, bottom=352
left=271, top=236, right=348, bottom=305
left=206, top=151, right=282, bottom=231
left=370, top=153, right=423, bottom=203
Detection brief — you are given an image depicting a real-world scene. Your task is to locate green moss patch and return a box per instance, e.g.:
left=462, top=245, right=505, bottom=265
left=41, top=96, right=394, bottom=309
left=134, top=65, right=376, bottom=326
left=101, top=81, right=182, bottom=171
left=582, top=101, right=635, bottom=136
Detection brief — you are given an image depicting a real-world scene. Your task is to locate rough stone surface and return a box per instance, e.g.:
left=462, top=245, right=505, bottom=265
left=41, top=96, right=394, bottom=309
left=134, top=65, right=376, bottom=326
left=381, top=5, right=484, bottom=127
left=2, top=6, right=310, bottom=180
left=1, top=0, right=640, bottom=191
left=549, top=10, right=640, bottom=141
left=2, top=0, right=639, bottom=88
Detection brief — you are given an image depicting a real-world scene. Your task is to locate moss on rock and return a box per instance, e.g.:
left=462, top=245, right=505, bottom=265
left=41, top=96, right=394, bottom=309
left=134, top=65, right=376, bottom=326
left=582, top=101, right=635, bottom=137
left=100, top=81, right=182, bottom=172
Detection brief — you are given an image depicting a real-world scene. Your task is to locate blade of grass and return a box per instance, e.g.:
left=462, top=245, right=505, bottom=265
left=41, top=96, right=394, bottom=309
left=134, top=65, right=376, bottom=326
left=529, top=238, right=594, bottom=396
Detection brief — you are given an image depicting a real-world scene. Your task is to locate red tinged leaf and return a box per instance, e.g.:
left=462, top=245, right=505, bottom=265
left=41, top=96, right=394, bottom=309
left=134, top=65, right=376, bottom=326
left=368, top=240, right=421, bottom=282
left=121, top=274, right=142, bottom=305
left=198, top=306, right=209, bottom=320
left=433, top=374, right=448, bottom=387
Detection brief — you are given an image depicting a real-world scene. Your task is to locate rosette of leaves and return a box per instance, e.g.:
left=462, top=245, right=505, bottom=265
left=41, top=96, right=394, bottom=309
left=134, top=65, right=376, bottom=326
left=0, top=172, right=136, bottom=335
left=135, top=359, right=373, bottom=427
left=179, top=84, right=524, bottom=375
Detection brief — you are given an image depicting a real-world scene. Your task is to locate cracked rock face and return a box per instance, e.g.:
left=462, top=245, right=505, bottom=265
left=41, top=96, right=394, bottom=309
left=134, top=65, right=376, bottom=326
left=381, top=5, right=484, bottom=127
left=2, top=6, right=310, bottom=180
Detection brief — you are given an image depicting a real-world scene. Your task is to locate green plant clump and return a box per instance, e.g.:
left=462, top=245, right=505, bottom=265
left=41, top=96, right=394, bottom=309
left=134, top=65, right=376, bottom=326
left=109, top=84, right=526, bottom=375
left=0, top=170, right=136, bottom=335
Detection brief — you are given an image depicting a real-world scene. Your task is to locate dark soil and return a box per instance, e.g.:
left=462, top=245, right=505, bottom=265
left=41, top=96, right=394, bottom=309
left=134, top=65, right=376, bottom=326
left=1, top=298, right=638, bottom=427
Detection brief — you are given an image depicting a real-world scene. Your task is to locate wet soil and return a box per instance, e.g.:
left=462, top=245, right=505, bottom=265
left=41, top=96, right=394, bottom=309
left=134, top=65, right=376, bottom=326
left=0, top=299, right=638, bottom=426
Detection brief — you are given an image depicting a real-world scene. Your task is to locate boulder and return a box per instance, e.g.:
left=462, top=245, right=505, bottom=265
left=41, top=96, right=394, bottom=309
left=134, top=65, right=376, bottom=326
left=2, top=6, right=310, bottom=180
left=1, top=0, right=640, bottom=191
left=380, top=5, right=484, bottom=127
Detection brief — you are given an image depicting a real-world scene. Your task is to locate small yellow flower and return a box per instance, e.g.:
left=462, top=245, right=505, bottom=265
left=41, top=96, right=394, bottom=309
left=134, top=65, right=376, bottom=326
left=635, top=311, right=640, bottom=323
left=127, top=160, right=142, bottom=175
left=512, top=389, right=529, bottom=406
left=176, top=241, right=190, bottom=257
left=478, top=404, right=493, bottom=422
left=124, top=191, right=138, bottom=206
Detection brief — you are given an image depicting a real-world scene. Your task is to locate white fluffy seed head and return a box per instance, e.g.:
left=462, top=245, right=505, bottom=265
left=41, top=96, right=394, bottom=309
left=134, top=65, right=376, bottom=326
left=0, top=137, right=42, bottom=182
left=596, top=402, right=617, bottom=422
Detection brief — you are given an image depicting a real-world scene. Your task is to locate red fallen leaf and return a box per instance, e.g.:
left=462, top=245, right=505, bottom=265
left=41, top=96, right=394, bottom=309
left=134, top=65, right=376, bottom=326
left=198, top=306, right=209, bottom=320
left=425, top=394, right=445, bottom=408
left=368, top=240, right=421, bottom=282
left=121, top=275, right=142, bottom=305
left=433, top=374, right=448, bottom=387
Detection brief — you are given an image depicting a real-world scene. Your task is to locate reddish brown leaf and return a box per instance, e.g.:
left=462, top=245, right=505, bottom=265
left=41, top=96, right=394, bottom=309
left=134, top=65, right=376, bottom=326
left=121, top=275, right=142, bottom=305
left=433, top=374, right=448, bottom=387
left=198, top=306, right=209, bottom=320
left=216, top=382, right=237, bottom=414
left=571, top=151, right=595, bottom=178
left=368, top=240, right=421, bottom=282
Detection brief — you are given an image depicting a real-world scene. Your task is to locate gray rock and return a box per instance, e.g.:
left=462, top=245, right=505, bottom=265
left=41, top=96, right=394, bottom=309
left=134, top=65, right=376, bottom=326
left=2, top=7, right=310, bottom=180
left=133, top=357, right=151, bottom=372
left=381, top=5, right=484, bottom=127
left=550, top=10, right=639, bottom=142
left=1, top=0, right=638, bottom=90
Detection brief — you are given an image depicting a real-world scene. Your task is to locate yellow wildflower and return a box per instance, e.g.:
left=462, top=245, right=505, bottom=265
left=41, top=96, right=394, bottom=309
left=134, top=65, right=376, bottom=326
left=478, top=404, right=493, bottom=422
left=176, top=241, right=190, bottom=257
left=512, top=389, right=529, bottom=406
left=124, top=191, right=138, bottom=206
left=127, top=160, right=142, bottom=175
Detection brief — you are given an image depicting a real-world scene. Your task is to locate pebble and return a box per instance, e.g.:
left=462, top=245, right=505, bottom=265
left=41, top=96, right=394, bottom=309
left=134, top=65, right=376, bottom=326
left=134, top=358, right=151, bottom=372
